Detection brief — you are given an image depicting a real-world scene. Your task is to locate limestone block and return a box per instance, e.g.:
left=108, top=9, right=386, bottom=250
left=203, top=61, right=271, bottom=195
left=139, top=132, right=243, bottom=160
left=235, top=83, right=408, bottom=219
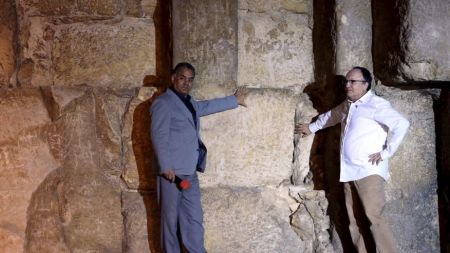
left=53, top=90, right=123, bottom=252
left=0, top=88, right=59, bottom=252
left=18, top=17, right=155, bottom=88
left=199, top=89, right=303, bottom=187
left=202, top=186, right=306, bottom=253
left=238, top=10, right=314, bottom=88
left=239, top=0, right=312, bottom=14
left=373, top=0, right=450, bottom=83
left=172, top=0, right=238, bottom=98
left=125, top=0, right=157, bottom=17
left=0, top=0, right=16, bottom=87
left=122, top=191, right=160, bottom=253
left=335, top=0, right=373, bottom=75
left=122, top=87, right=159, bottom=191
left=374, top=85, right=439, bottom=252
left=18, top=0, right=121, bottom=17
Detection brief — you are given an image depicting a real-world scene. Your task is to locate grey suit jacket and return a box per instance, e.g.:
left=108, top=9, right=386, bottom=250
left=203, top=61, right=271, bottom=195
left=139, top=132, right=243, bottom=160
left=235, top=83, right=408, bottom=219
left=150, top=89, right=238, bottom=175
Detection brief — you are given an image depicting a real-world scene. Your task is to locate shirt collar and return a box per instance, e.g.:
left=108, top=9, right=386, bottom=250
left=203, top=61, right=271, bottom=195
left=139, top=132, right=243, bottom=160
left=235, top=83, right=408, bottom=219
left=170, top=87, right=191, bottom=102
left=348, top=90, right=373, bottom=104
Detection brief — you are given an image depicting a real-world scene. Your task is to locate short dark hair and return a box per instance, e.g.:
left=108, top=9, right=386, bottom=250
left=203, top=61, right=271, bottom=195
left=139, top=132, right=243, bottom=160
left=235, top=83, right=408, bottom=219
left=352, top=66, right=372, bottom=90
left=172, top=62, right=195, bottom=76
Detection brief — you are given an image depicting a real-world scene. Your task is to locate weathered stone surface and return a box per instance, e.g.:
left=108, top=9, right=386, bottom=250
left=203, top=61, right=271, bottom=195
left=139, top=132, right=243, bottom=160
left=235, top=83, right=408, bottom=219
left=18, top=17, right=155, bottom=88
left=125, top=0, right=157, bottom=17
left=18, top=0, right=122, bottom=17
left=199, top=89, right=304, bottom=187
left=122, top=87, right=159, bottom=190
left=373, top=0, right=450, bottom=83
left=0, top=0, right=16, bottom=87
left=0, top=88, right=59, bottom=252
left=238, top=9, right=314, bottom=88
left=122, top=191, right=160, bottom=253
left=290, top=187, right=334, bottom=253
left=172, top=0, right=238, bottom=98
left=203, top=186, right=306, bottom=253
left=239, top=0, right=312, bottom=13
left=335, top=0, right=373, bottom=75
left=373, top=85, right=439, bottom=252
left=54, top=89, right=124, bottom=252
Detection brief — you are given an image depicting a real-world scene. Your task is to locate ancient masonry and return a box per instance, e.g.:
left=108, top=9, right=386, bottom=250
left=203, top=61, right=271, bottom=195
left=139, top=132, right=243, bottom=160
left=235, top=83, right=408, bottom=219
left=0, top=0, right=448, bottom=252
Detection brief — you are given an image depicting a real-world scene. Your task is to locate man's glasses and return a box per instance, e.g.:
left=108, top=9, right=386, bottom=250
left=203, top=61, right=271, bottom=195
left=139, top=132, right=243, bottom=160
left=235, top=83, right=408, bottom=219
left=343, top=79, right=367, bottom=85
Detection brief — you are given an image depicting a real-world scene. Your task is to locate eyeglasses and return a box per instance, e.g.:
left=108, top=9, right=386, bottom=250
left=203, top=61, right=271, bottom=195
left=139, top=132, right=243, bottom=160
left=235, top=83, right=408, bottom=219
left=344, top=79, right=367, bottom=85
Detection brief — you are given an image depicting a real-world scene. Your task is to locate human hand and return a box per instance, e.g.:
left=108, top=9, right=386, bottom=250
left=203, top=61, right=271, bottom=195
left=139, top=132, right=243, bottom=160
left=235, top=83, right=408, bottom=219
left=294, top=123, right=312, bottom=137
left=162, top=169, right=176, bottom=182
left=368, top=152, right=383, bottom=165
left=234, top=86, right=249, bottom=107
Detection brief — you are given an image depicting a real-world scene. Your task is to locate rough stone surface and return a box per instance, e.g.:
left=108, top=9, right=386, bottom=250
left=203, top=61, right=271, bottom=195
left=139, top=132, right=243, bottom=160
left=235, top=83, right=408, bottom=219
left=172, top=0, right=238, bottom=98
left=0, top=88, right=59, bottom=252
left=335, top=0, right=373, bottom=75
left=373, top=0, right=450, bottom=83
left=18, top=17, right=155, bottom=88
left=199, top=89, right=304, bottom=187
left=122, top=87, right=159, bottom=191
left=0, top=0, right=16, bottom=87
left=202, top=186, right=306, bottom=253
left=374, top=85, right=439, bottom=252
left=238, top=9, right=314, bottom=88
left=122, top=191, right=160, bottom=253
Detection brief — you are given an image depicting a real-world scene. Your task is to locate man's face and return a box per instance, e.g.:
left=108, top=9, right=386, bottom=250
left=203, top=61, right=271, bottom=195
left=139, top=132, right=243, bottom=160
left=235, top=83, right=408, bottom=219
left=345, top=69, right=369, bottom=102
left=172, top=68, right=194, bottom=96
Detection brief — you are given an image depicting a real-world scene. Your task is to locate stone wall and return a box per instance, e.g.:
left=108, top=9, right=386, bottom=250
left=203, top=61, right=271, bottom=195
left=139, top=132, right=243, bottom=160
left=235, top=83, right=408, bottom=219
left=0, top=0, right=448, bottom=252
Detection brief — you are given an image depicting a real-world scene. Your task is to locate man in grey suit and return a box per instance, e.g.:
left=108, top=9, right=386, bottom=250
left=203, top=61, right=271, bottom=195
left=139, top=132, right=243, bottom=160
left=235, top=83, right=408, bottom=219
left=150, top=62, right=248, bottom=253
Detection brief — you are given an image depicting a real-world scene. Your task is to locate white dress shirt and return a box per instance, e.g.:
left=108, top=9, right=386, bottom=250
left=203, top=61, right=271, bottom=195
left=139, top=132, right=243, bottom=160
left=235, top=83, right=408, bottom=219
left=309, top=90, right=410, bottom=182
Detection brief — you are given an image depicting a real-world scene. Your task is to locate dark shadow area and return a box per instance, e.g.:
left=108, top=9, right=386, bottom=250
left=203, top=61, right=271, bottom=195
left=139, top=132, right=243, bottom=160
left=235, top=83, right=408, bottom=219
left=434, top=88, right=450, bottom=253
left=371, top=0, right=409, bottom=84
left=308, top=0, right=355, bottom=252
left=133, top=0, right=172, bottom=252
left=306, top=0, right=378, bottom=252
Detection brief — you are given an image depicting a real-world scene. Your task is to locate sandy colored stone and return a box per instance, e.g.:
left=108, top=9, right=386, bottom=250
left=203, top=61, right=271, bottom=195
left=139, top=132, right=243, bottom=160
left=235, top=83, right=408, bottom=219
left=0, top=88, right=59, bottom=252
left=0, top=0, right=16, bottom=87
left=122, top=87, right=159, bottom=190
left=373, top=85, right=439, bottom=252
left=239, top=0, right=312, bottom=14
left=373, top=0, right=450, bottom=83
left=199, top=89, right=303, bottom=187
left=18, top=17, right=155, bottom=88
left=335, top=0, right=373, bottom=75
left=203, top=186, right=306, bottom=253
left=172, top=0, right=238, bottom=98
left=238, top=10, right=314, bottom=88
left=18, top=0, right=121, bottom=17
left=122, top=191, right=160, bottom=253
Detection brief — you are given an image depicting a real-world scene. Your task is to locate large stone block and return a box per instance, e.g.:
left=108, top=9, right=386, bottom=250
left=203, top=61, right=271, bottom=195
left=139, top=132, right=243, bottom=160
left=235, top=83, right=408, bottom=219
left=335, top=0, right=373, bottom=75
left=202, top=186, right=306, bottom=253
left=18, top=17, right=155, bottom=88
left=122, top=87, right=159, bottom=191
left=0, top=88, right=59, bottom=252
left=374, top=85, right=439, bottom=252
left=18, top=0, right=122, bottom=17
left=373, top=0, right=450, bottom=83
left=238, top=9, right=314, bottom=88
left=199, top=89, right=314, bottom=187
left=0, top=0, right=16, bottom=87
left=172, top=0, right=238, bottom=98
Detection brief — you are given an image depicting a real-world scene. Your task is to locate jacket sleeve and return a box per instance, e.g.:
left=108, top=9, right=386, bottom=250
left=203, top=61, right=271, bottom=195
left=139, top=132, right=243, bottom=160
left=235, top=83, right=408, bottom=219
left=194, top=95, right=238, bottom=117
left=150, top=98, right=172, bottom=173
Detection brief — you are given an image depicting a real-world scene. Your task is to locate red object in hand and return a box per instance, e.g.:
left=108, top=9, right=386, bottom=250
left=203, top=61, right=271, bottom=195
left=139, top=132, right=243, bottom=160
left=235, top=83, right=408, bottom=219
left=175, top=176, right=191, bottom=190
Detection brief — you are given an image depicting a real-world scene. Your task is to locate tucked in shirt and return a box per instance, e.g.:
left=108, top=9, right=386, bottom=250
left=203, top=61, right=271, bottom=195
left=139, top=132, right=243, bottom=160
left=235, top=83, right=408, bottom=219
left=308, top=90, right=410, bottom=182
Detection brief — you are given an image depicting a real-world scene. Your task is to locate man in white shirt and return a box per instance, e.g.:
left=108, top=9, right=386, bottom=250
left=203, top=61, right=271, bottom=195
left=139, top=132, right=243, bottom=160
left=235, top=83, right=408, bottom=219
left=295, top=67, right=409, bottom=253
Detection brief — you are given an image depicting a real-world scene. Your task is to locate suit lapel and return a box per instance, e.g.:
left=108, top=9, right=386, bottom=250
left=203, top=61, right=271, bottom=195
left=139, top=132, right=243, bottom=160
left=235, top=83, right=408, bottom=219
left=167, top=89, right=196, bottom=128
